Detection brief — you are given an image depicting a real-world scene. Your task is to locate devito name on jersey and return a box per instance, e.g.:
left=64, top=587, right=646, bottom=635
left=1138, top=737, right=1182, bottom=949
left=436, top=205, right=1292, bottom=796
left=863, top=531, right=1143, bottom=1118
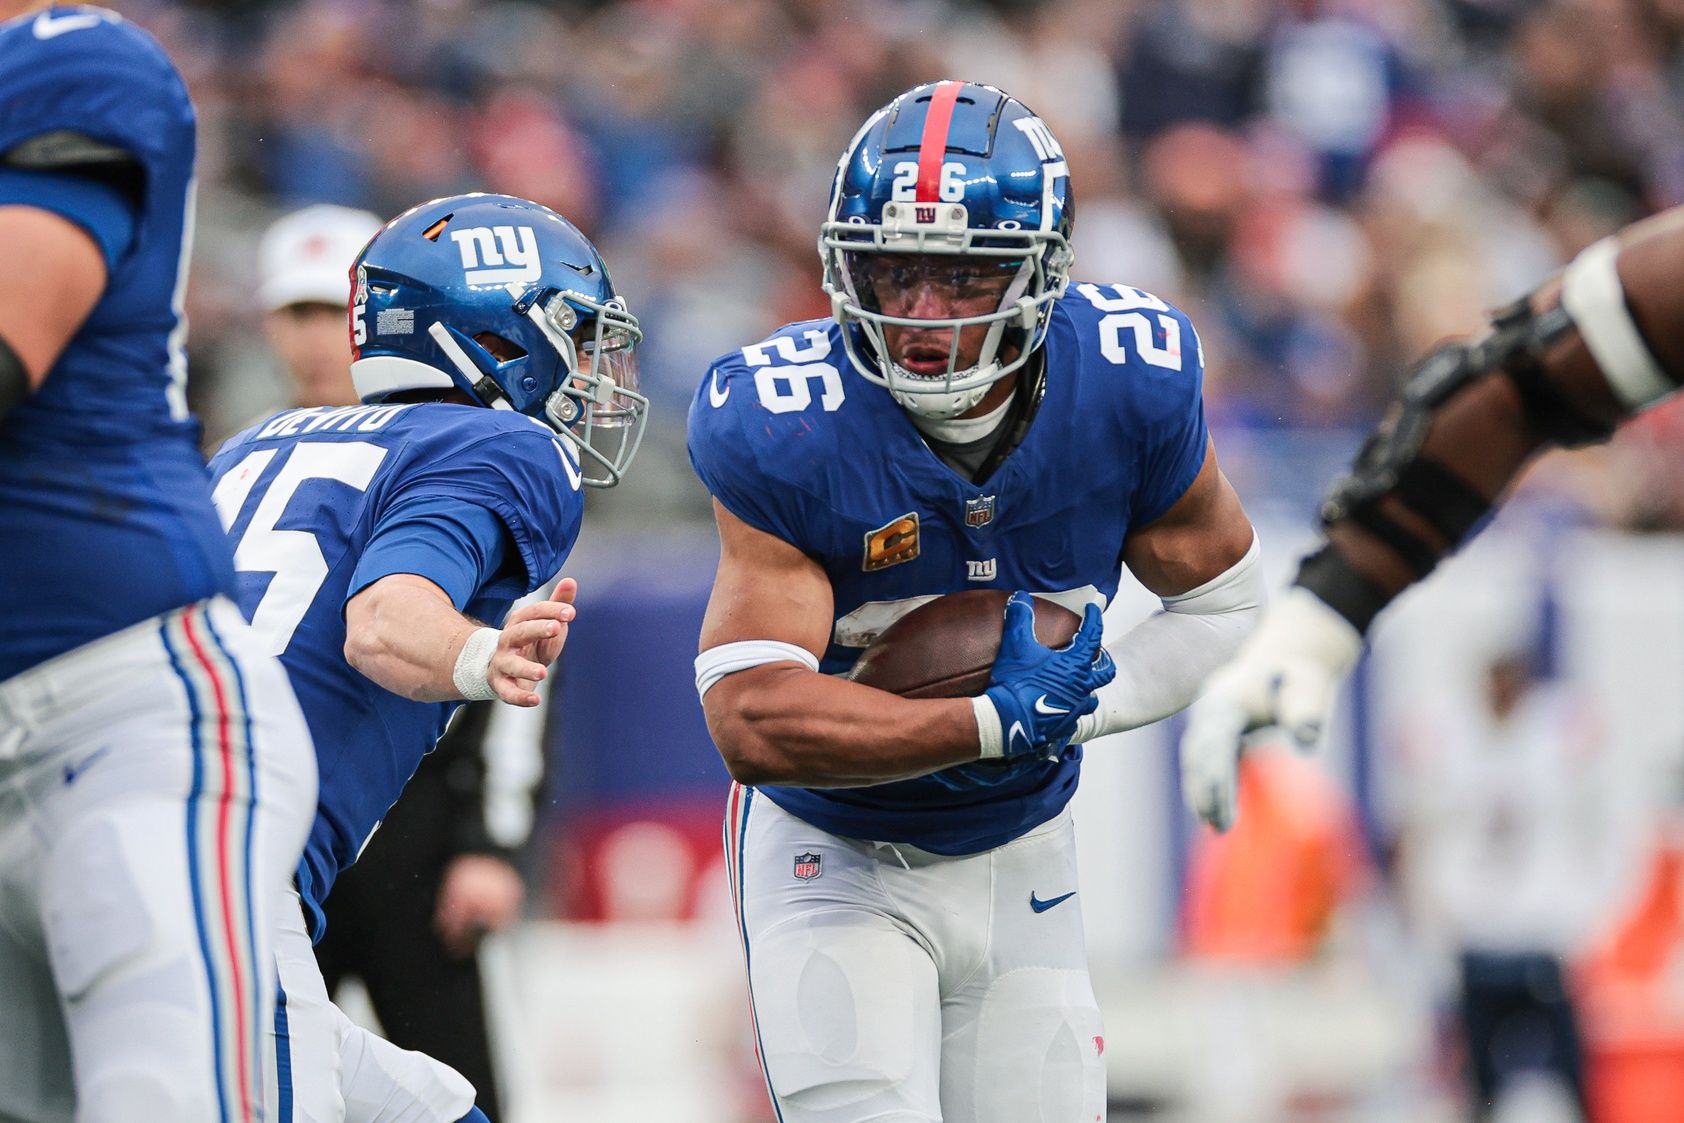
left=209, top=402, right=583, bottom=936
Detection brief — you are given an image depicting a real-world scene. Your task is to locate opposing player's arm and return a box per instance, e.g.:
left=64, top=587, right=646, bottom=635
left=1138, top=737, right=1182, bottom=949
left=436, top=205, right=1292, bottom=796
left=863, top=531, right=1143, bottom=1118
left=697, top=500, right=986, bottom=787
left=1181, top=208, right=1684, bottom=832
left=344, top=573, right=576, bottom=707
left=0, top=204, right=107, bottom=421
left=1305, top=207, right=1684, bottom=628
left=1072, top=443, right=1264, bottom=743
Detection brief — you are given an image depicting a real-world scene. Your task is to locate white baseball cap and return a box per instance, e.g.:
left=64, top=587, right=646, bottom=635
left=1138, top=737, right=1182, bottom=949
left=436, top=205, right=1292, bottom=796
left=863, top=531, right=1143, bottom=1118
left=258, top=203, right=384, bottom=312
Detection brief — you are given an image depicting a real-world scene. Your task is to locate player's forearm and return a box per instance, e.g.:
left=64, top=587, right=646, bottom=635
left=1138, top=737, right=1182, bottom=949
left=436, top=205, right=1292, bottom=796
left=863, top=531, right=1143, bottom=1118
left=344, top=576, right=479, bottom=702
left=1310, top=372, right=1550, bottom=614
left=1304, top=220, right=1683, bottom=632
left=1076, top=537, right=1264, bottom=741
left=705, top=665, right=983, bottom=788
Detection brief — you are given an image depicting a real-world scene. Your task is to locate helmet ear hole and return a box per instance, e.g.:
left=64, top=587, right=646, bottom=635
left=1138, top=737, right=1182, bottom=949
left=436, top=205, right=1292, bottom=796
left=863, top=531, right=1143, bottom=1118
left=473, top=332, right=526, bottom=362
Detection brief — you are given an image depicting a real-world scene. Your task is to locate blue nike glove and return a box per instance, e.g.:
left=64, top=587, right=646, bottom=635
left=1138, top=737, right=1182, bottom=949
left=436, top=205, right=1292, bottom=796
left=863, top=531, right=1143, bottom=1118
left=974, top=593, right=1116, bottom=761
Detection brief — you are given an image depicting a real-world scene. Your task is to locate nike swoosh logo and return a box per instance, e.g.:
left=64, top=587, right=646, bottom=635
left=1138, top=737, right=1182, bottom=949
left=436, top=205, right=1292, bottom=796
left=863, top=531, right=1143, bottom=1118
left=1030, top=891, right=1076, bottom=914
left=1033, top=695, right=1070, bottom=716
left=63, top=745, right=111, bottom=785
left=1006, top=720, right=1029, bottom=754
left=708, top=370, right=730, bottom=408
left=34, top=10, right=106, bottom=38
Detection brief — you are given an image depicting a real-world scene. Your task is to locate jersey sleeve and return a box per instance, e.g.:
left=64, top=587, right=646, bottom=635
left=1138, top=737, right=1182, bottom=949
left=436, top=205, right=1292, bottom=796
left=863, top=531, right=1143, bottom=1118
left=379, top=419, right=585, bottom=597
left=347, top=496, right=521, bottom=610
left=1126, top=305, right=1211, bottom=527
left=686, top=352, right=820, bottom=548
left=0, top=166, right=136, bottom=268
left=0, top=12, right=194, bottom=175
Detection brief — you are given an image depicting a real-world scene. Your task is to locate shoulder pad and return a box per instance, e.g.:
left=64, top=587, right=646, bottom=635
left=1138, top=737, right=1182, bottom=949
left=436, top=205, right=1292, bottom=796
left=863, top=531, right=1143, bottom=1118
left=1053, top=281, right=1205, bottom=418
left=385, top=406, right=585, bottom=591
left=688, top=318, right=850, bottom=543
left=0, top=8, right=192, bottom=168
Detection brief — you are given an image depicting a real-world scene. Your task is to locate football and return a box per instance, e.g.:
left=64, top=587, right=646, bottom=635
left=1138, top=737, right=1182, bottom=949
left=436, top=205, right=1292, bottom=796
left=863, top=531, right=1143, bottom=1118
left=845, top=591, right=1084, bottom=699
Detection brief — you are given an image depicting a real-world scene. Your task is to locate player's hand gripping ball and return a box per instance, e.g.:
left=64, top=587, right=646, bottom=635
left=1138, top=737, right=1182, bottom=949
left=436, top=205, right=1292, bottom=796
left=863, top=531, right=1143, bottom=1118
left=983, top=594, right=1114, bottom=758
left=848, top=590, right=1113, bottom=760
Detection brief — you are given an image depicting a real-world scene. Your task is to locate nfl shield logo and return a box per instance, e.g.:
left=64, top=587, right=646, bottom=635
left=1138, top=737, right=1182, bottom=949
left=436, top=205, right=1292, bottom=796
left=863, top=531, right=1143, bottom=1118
left=793, top=851, right=822, bottom=881
left=964, top=495, right=996, bottom=528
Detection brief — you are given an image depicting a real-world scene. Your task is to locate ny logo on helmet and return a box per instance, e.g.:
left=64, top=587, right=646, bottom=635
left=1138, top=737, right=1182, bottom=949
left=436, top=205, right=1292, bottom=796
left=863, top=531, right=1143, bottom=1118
left=1012, top=116, right=1065, bottom=162
left=449, top=225, right=540, bottom=287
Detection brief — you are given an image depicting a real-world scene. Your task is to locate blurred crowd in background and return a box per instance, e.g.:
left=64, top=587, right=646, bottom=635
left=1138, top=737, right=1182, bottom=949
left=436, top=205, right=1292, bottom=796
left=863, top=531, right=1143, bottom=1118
left=98, top=1, right=1684, bottom=1118
left=137, top=0, right=1684, bottom=530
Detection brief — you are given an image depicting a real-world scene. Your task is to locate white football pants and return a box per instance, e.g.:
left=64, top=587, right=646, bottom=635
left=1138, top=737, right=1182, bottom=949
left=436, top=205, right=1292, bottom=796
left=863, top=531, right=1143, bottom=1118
left=269, top=888, right=476, bottom=1122
left=0, top=598, right=317, bottom=1123
left=725, top=784, right=1107, bottom=1123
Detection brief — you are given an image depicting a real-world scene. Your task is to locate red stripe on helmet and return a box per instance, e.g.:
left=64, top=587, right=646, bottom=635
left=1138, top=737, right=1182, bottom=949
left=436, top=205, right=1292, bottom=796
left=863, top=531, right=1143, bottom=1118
left=915, top=81, right=963, bottom=202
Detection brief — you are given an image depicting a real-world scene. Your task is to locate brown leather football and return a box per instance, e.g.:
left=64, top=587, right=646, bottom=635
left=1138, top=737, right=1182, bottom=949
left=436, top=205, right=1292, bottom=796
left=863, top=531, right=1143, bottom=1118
left=844, top=591, right=1084, bottom=699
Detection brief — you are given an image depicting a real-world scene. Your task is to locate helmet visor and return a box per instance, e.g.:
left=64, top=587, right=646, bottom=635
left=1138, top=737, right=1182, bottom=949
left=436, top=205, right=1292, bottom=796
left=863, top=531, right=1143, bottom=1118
left=575, top=316, right=642, bottom=429
left=535, top=292, right=649, bottom=488
left=843, top=253, right=1025, bottom=321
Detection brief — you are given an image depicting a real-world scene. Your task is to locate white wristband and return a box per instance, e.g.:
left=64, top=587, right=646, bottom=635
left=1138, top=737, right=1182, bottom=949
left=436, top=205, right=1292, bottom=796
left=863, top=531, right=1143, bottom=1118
left=452, top=627, right=501, bottom=702
left=972, top=694, right=1004, bottom=759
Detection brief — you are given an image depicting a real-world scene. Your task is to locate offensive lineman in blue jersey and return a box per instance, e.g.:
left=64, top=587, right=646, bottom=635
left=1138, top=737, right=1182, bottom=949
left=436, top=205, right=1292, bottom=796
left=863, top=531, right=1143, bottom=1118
left=0, top=5, right=318, bottom=1122
left=688, top=82, right=1266, bottom=1121
left=209, top=193, right=648, bottom=1122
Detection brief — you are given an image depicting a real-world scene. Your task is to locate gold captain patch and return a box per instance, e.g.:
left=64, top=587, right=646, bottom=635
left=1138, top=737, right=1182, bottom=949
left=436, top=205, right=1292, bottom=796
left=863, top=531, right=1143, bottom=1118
left=862, top=512, right=920, bottom=572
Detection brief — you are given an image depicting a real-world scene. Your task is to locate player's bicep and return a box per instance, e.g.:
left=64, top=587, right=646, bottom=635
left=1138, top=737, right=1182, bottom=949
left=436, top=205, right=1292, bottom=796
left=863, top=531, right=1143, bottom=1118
left=699, top=499, right=835, bottom=657
left=343, top=572, right=455, bottom=660
left=1122, top=441, right=1254, bottom=597
left=0, top=205, right=106, bottom=384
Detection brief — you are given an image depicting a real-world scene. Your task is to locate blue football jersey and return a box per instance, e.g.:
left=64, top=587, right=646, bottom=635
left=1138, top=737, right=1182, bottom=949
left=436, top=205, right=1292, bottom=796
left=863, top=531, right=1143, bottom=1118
left=688, top=282, right=1209, bottom=854
left=209, top=403, right=584, bottom=933
left=0, top=6, right=233, bottom=682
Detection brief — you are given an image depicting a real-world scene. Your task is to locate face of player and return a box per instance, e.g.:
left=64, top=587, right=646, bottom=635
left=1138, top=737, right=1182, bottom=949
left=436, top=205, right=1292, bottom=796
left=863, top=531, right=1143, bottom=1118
left=266, top=302, right=357, bottom=408
left=852, top=254, right=1022, bottom=379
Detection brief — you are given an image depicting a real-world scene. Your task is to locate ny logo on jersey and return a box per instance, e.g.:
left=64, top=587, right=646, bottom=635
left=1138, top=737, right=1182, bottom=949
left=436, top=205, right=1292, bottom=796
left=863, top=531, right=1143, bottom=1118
left=449, top=225, right=540, bottom=286
left=793, top=851, right=823, bottom=881
left=966, top=559, right=997, bottom=582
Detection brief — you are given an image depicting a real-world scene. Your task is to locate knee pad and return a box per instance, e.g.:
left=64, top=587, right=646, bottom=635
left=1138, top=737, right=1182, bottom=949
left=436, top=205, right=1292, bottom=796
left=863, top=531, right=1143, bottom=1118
left=751, top=917, right=941, bottom=1119
left=77, top=1067, right=216, bottom=1123
left=43, top=819, right=160, bottom=1001
left=339, top=1023, right=476, bottom=1123
left=964, top=967, right=1105, bottom=1123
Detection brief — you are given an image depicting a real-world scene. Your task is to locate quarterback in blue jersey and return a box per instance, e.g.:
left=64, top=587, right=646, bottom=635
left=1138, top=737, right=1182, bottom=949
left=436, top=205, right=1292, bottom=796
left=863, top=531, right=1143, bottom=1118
left=210, top=192, right=647, bottom=1123
left=689, top=82, right=1265, bottom=1120
left=0, top=6, right=317, bottom=1122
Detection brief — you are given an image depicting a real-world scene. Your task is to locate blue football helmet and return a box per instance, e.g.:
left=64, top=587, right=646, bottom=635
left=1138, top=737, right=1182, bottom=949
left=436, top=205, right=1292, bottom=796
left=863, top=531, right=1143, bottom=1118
left=820, top=81, right=1075, bottom=418
left=350, top=193, right=647, bottom=487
